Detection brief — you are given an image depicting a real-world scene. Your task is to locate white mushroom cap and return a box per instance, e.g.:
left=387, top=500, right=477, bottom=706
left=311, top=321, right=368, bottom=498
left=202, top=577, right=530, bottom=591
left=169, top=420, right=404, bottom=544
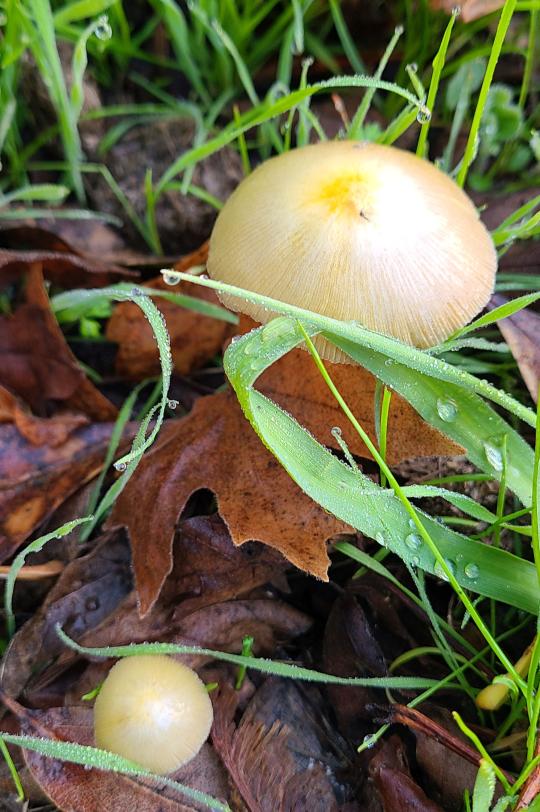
left=93, top=655, right=213, bottom=775
left=207, top=141, right=497, bottom=363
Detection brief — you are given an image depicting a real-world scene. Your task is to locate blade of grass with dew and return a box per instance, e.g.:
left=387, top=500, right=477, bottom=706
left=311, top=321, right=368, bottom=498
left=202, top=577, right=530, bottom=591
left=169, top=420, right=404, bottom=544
left=221, top=318, right=539, bottom=614
left=19, top=0, right=85, bottom=200
left=416, top=7, right=459, bottom=158
left=55, top=626, right=443, bottom=689
left=51, top=283, right=237, bottom=324
left=169, top=273, right=535, bottom=504
left=52, top=287, right=171, bottom=468
left=156, top=73, right=429, bottom=195
left=0, top=734, right=230, bottom=812
left=456, top=0, right=518, bottom=188
left=348, top=27, right=404, bottom=140
left=4, top=517, right=92, bottom=638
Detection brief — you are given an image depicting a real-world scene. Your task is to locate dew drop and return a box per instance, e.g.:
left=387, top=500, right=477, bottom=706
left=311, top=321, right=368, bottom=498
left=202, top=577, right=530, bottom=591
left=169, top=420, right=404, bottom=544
left=411, top=555, right=420, bottom=567
left=167, top=399, right=179, bottom=410
left=436, top=397, right=458, bottom=423
left=130, top=286, right=144, bottom=297
left=405, top=533, right=422, bottom=551
left=375, top=531, right=387, bottom=548
left=417, top=106, right=432, bottom=124
left=464, top=562, right=480, bottom=580
left=114, top=460, right=127, bottom=472
left=483, top=440, right=503, bottom=472
left=362, top=734, right=376, bottom=749
left=384, top=358, right=394, bottom=367
left=434, top=559, right=455, bottom=582
left=94, top=14, right=112, bottom=40
left=162, top=270, right=180, bottom=286
left=408, top=518, right=416, bottom=529
left=331, top=426, right=343, bottom=439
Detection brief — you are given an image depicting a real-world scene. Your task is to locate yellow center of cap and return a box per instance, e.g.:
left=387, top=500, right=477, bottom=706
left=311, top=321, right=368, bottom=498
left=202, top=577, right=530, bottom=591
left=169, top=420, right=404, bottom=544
left=311, top=171, right=374, bottom=218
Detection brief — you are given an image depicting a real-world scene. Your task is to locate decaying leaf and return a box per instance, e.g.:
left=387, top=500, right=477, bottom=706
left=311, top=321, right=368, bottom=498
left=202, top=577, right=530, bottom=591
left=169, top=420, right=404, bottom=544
left=0, top=416, right=133, bottom=561
left=367, top=735, right=444, bottom=812
left=0, top=263, right=116, bottom=419
left=109, top=390, right=350, bottom=614
left=106, top=243, right=235, bottom=379
left=489, top=293, right=540, bottom=403
left=212, top=680, right=357, bottom=811
left=323, top=594, right=387, bottom=741
left=0, top=531, right=132, bottom=699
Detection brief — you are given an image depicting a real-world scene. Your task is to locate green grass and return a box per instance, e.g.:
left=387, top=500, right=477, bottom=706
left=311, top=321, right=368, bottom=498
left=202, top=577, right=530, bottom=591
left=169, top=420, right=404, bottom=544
left=1, top=1, right=540, bottom=810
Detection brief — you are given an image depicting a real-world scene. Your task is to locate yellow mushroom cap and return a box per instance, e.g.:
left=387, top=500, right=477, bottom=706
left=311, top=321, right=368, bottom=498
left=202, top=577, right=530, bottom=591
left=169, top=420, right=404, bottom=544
left=207, top=141, right=497, bottom=363
left=93, top=655, right=213, bottom=775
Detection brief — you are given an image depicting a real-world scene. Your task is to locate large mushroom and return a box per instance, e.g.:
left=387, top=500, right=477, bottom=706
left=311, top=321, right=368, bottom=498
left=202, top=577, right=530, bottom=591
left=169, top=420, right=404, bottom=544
left=207, top=140, right=497, bottom=364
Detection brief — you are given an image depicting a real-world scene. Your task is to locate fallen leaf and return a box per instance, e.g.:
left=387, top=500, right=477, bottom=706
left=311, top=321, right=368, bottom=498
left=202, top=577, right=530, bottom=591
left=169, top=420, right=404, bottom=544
left=106, top=243, right=235, bottom=379
left=4, top=700, right=230, bottom=812
left=0, top=417, right=134, bottom=561
left=0, top=385, right=88, bottom=445
left=489, top=293, right=540, bottom=402
left=368, top=735, right=444, bottom=812
left=429, top=0, right=504, bottom=22
left=0, top=245, right=133, bottom=287
left=0, top=531, right=132, bottom=699
left=109, top=390, right=349, bottom=615
left=0, top=263, right=116, bottom=419
left=323, top=594, right=387, bottom=741
left=212, top=679, right=358, bottom=811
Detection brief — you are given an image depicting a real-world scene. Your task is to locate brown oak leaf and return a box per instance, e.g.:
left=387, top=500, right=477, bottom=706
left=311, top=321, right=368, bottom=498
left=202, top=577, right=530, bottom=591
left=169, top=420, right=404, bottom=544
left=0, top=417, right=134, bottom=561
left=0, top=263, right=116, bottom=419
left=106, top=242, right=235, bottom=379
left=108, top=390, right=350, bottom=615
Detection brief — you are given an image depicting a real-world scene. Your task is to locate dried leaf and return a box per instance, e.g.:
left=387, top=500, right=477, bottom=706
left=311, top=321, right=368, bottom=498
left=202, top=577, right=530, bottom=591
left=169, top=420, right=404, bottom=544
left=0, top=417, right=133, bottom=561
left=323, top=594, right=387, bottom=740
left=106, top=244, right=234, bottom=379
left=0, top=244, right=133, bottom=287
left=368, top=735, right=444, bottom=812
left=109, top=390, right=349, bottom=614
left=0, top=531, right=132, bottom=699
left=489, top=293, right=540, bottom=403
left=0, top=385, right=88, bottom=445
left=0, top=264, right=116, bottom=419
left=212, top=680, right=357, bottom=811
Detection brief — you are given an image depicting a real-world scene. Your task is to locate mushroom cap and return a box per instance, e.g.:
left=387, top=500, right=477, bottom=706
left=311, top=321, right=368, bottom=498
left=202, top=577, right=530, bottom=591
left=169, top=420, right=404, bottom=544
left=207, top=141, right=497, bottom=362
left=93, top=655, right=213, bottom=775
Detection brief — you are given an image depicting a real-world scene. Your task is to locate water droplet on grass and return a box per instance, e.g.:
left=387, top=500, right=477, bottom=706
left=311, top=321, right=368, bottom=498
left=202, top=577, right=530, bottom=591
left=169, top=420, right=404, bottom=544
left=434, top=559, right=455, bottom=582
left=405, top=533, right=422, bottom=551
left=95, top=15, right=112, bottom=40
left=464, top=562, right=480, bottom=580
left=436, top=397, right=458, bottom=422
left=484, top=440, right=503, bottom=472
left=114, top=461, right=127, bottom=472
left=375, top=532, right=387, bottom=548
left=162, top=271, right=180, bottom=286
left=167, top=399, right=179, bottom=409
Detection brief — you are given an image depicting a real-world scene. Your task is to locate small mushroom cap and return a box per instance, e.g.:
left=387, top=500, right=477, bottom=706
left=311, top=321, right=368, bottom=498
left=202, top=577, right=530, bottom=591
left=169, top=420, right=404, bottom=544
left=207, top=141, right=497, bottom=362
left=93, top=655, right=213, bottom=775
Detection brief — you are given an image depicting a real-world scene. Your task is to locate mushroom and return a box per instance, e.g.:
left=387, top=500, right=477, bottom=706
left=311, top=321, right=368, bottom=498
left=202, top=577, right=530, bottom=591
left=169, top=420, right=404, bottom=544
left=93, top=655, right=213, bottom=774
left=207, top=141, right=497, bottom=363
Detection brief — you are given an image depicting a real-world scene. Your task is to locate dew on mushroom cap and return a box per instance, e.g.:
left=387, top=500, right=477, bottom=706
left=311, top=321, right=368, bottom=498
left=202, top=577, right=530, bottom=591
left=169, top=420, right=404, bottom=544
left=207, top=141, right=497, bottom=363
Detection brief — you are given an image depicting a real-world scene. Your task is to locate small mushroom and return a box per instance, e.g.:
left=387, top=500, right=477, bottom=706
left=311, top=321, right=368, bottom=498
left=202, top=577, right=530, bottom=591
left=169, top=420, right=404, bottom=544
left=207, top=141, right=497, bottom=362
left=93, top=655, right=213, bottom=775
